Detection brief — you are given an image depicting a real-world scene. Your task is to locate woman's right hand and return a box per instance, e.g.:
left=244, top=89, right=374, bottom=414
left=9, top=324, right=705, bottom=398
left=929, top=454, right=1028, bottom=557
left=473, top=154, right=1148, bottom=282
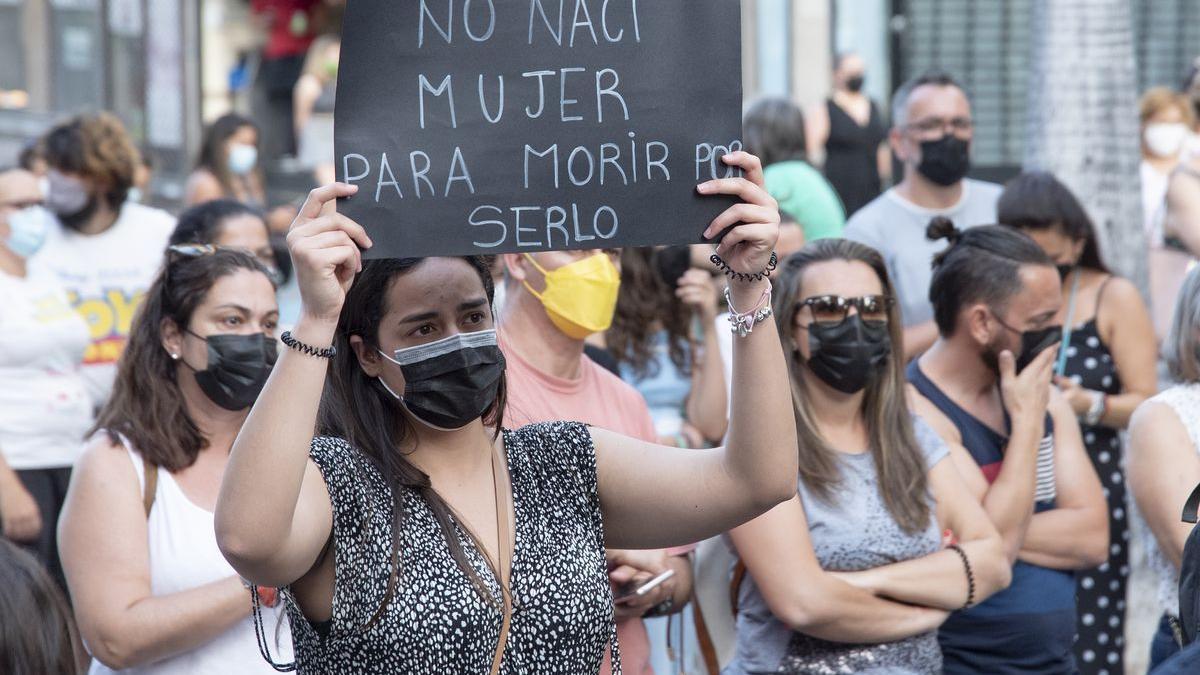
left=0, top=476, right=42, bottom=543
left=999, top=345, right=1056, bottom=430
left=286, top=183, right=373, bottom=324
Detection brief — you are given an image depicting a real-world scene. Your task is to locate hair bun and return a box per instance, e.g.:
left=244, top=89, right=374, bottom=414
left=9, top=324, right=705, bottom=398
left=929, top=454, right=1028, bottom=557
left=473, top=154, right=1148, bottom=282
left=926, top=216, right=962, bottom=244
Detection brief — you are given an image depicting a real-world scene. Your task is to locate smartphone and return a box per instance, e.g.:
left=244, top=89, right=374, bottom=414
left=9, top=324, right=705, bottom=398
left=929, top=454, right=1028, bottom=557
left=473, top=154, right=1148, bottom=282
left=615, top=568, right=676, bottom=602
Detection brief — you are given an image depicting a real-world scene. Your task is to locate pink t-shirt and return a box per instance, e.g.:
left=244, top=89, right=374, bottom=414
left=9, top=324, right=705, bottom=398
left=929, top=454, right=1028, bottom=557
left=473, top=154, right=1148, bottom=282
left=499, top=331, right=662, bottom=675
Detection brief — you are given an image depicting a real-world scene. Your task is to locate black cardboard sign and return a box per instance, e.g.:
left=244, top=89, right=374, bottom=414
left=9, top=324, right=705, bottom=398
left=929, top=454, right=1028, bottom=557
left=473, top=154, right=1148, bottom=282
left=335, top=0, right=743, bottom=258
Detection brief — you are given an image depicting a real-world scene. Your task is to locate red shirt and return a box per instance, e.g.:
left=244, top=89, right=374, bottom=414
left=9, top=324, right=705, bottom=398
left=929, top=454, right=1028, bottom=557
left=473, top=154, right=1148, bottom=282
left=252, top=0, right=319, bottom=59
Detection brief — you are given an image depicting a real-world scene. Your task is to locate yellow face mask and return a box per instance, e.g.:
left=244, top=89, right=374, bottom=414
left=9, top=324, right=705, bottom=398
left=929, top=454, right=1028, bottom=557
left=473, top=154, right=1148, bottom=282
left=522, top=252, right=621, bottom=340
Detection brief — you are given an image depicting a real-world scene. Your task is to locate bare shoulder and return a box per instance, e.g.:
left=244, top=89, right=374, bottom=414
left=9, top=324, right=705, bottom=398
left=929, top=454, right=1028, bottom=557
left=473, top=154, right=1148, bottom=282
left=907, top=383, right=961, bottom=446
left=1129, top=400, right=1187, bottom=445
left=70, top=433, right=142, bottom=503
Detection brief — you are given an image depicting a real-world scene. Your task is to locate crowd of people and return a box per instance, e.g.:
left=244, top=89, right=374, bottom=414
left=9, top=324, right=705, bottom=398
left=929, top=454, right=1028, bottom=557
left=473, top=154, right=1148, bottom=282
left=3, top=38, right=1200, bottom=675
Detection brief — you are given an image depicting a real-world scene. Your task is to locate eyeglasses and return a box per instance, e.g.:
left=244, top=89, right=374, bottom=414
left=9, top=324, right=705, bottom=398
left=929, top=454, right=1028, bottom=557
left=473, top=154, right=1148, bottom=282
left=905, top=116, right=974, bottom=137
left=796, top=294, right=893, bottom=326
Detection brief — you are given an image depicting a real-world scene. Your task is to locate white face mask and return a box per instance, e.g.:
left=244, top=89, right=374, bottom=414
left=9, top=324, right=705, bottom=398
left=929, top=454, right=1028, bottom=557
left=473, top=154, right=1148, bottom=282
left=227, top=143, right=258, bottom=176
left=1144, top=123, right=1190, bottom=158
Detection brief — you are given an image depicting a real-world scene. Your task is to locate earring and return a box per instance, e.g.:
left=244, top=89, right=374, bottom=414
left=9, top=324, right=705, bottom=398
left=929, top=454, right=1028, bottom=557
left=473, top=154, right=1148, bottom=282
left=170, top=352, right=179, bottom=360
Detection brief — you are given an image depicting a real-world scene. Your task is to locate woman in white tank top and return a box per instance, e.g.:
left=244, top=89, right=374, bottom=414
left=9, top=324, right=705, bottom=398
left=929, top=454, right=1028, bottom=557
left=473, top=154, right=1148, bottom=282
left=1129, top=265, right=1200, bottom=669
left=58, top=246, right=291, bottom=673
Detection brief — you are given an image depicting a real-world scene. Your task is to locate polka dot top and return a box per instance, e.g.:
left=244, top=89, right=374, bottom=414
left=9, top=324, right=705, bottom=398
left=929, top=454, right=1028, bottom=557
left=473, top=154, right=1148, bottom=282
left=280, top=421, right=619, bottom=674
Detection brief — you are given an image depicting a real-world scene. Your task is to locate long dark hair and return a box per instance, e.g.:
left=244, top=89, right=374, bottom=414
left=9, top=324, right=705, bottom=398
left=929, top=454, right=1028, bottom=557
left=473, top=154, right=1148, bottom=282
left=0, top=540, right=81, bottom=675
left=92, top=248, right=274, bottom=471
left=996, top=171, right=1109, bottom=273
left=196, top=113, right=260, bottom=197
left=773, top=239, right=932, bottom=534
left=317, top=256, right=507, bottom=623
left=608, top=247, right=693, bottom=378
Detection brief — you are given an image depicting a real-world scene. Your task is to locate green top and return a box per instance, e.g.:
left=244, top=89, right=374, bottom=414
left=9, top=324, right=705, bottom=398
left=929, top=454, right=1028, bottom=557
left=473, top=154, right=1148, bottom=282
left=763, top=160, right=847, bottom=241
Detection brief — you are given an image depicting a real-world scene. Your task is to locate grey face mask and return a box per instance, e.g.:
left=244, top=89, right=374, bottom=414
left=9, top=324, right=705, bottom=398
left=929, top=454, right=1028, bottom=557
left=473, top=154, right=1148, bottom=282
left=45, top=170, right=91, bottom=217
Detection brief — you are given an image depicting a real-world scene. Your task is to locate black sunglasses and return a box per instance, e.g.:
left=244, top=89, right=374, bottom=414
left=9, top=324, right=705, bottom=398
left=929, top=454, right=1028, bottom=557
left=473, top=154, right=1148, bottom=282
left=795, top=294, right=894, bottom=326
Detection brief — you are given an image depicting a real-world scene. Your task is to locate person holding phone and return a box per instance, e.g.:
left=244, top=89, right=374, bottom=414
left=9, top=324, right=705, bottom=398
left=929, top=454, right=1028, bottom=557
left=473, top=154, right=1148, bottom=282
left=725, top=239, right=1011, bottom=674
left=908, top=219, right=1108, bottom=674
left=213, top=151, right=799, bottom=674
left=997, top=171, right=1157, bottom=673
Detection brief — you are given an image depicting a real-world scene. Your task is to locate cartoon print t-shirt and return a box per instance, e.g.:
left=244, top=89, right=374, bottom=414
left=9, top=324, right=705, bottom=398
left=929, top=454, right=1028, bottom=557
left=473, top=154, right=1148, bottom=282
left=30, top=201, right=175, bottom=406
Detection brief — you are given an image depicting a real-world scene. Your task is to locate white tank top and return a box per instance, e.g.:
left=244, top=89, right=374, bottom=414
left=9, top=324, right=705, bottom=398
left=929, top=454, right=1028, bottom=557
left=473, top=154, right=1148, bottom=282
left=88, top=439, right=293, bottom=674
left=1141, top=384, right=1200, bottom=619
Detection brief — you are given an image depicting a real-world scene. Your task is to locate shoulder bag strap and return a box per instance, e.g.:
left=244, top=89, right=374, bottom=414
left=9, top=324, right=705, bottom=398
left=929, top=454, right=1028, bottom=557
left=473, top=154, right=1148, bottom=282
left=490, top=448, right=514, bottom=675
left=1182, top=482, right=1200, bottom=524
left=729, top=559, right=747, bottom=617
left=142, top=456, right=158, bottom=517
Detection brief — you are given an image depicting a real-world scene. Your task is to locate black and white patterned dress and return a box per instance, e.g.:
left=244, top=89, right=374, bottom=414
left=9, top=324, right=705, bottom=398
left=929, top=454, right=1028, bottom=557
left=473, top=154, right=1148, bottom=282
left=1063, top=308, right=1128, bottom=675
left=280, top=422, right=618, bottom=674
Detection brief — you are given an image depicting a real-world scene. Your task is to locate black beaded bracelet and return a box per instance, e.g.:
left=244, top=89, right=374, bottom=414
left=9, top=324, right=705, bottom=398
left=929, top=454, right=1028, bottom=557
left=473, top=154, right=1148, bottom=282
left=281, top=331, right=337, bottom=360
left=948, top=544, right=976, bottom=609
left=710, top=251, right=778, bottom=283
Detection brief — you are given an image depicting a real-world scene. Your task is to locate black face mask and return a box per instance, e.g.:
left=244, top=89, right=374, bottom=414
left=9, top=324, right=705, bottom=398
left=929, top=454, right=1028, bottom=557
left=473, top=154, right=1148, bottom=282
left=183, top=331, right=278, bottom=411
left=983, top=321, right=1063, bottom=374
left=916, top=135, right=971, bottom=186
left=845, top=75, right=865, bottom=93
left=57, top=197, right=101, bottom=232
left=804, top=314, right=892, bottom=394
left=378, top=329, right=505, bottom=431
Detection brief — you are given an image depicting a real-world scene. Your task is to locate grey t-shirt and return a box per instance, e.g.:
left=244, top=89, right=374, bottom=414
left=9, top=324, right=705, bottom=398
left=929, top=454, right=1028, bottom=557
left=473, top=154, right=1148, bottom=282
left=724, top=417, right=951, bottom=675
left=843, top=179, right=1003, bottom=327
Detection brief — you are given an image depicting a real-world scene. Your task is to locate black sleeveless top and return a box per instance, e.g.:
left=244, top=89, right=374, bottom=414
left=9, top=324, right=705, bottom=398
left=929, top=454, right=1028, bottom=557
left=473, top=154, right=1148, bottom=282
left=281, top=422, right=618, bottom=674
left=823, top=98, right=887, bottom=216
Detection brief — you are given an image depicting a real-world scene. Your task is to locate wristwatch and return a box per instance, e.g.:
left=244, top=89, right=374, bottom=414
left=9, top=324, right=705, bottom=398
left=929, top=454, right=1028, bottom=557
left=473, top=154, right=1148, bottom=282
left=1082, top=391, right=1106, bottom=426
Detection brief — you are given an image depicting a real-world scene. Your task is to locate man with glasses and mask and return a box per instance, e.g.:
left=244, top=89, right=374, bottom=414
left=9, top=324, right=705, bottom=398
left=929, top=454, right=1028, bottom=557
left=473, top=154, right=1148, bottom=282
left=845, top=71, right=1003, bottom=360
left=500, top=249, right=695, bottom=675
left=908, top=220, right=1108, bottom=674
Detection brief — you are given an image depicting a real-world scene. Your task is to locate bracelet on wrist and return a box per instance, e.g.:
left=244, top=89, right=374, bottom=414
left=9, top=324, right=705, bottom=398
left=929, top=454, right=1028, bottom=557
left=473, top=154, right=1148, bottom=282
left=948, top=544, right=976, bottom=609
left=1081, top=390, right=1106, bottom=426
left=281, top=331, right=337, bottom=360
left=725, top=284, right=773, bottom=338
left=710, top=251, right=778, bottom=283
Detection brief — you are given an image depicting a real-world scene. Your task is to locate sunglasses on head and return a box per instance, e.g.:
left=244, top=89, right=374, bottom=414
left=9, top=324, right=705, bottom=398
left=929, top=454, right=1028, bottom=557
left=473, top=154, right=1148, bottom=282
left=796, top=294, right=893, bottom=326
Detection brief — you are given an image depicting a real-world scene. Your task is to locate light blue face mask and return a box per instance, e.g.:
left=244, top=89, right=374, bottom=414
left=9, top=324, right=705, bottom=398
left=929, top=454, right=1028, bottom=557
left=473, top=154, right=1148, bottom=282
left=227, top=143, right=258, bottom=176
left=4, top=206, right=50, bottom=259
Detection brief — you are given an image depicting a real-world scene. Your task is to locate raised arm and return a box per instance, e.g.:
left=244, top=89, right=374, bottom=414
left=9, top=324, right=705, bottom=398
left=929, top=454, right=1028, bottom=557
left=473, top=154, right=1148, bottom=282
left=730, top=496, right=949, bottom=643
left=595, top=151, right=797, bottom=549
left=833, top=453, right=1011, bottom=611
left=215, top=184, right=372, bottom=587
left=1128, top=401, right=1200, bottom=570
left=59, top=439, right=252, bottom=669
left=1016, top=391, right=1109, bottom=570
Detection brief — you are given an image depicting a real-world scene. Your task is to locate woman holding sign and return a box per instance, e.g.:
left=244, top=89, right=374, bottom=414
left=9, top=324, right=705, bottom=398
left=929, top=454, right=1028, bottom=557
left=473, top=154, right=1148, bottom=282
left=214, top=151, right=797, bottom=674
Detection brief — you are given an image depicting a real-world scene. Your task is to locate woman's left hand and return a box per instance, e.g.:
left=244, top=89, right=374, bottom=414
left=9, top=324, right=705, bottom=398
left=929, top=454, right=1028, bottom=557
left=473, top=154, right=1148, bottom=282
left=699, top=151, right=780, bottom=279
left=1053, top=376, right=1093, bottom=417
